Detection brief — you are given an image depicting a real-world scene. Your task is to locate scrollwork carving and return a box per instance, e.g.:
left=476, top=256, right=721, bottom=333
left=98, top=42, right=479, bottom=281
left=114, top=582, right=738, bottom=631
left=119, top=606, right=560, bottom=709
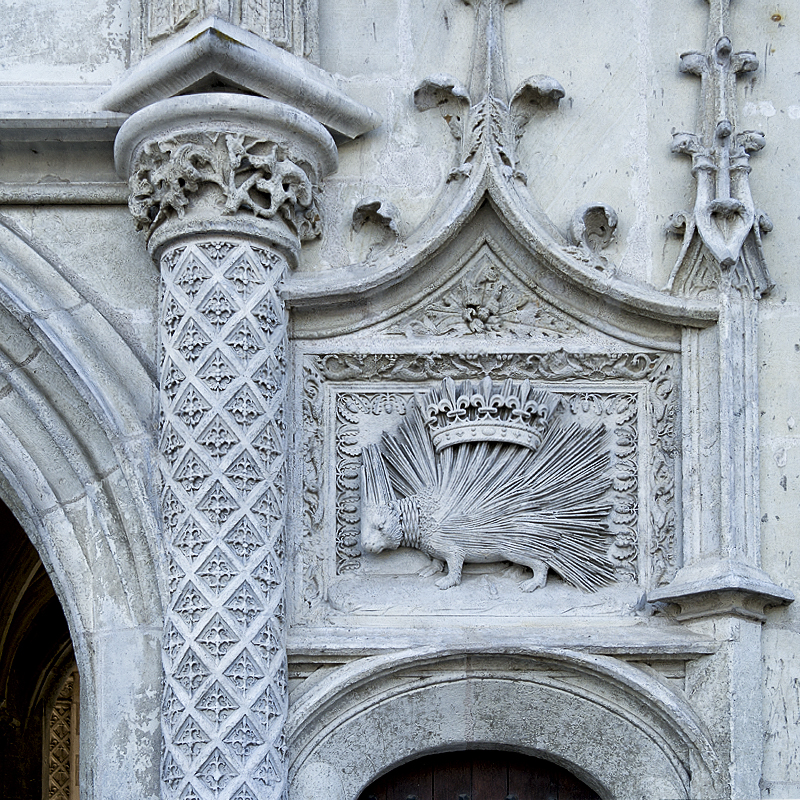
left=129, top=133, right=322, bottom=243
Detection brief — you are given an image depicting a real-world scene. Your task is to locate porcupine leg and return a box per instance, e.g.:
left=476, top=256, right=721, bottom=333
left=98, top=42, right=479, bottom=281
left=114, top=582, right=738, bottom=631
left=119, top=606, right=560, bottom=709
left=516, top=558, right=549, bottom=592
left=418, top=557, right=445, bottom=577
left=435, top=554, right=465, bottom=589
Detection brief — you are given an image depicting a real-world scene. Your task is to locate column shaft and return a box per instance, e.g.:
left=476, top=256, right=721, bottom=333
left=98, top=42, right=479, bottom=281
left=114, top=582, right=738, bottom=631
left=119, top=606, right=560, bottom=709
left=159, top=237, right=288, bottom=800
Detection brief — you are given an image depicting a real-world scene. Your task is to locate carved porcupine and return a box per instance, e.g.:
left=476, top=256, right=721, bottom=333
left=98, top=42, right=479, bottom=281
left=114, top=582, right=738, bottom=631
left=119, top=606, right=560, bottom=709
left=360, top=377, right=615, bottom=591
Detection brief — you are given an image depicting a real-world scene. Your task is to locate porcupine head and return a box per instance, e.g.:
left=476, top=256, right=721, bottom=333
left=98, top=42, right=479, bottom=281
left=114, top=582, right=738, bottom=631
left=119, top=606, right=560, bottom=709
left=361, top=502, right=403, bottom=554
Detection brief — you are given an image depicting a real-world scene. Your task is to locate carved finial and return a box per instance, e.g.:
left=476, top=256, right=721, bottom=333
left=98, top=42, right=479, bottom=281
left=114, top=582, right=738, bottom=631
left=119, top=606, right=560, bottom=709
left=414, top=0, right=563, bottom=183
left=667, top=0, right=772, bottom=295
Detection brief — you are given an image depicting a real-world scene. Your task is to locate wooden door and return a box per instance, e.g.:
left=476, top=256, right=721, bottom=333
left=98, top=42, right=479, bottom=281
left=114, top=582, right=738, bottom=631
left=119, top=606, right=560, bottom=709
left=357, top=750, right=601, bottom=800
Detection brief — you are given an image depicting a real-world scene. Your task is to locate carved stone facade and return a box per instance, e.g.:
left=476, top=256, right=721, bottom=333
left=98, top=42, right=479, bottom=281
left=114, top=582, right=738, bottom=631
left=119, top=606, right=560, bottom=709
left=1, top=0, right=800, bottom=799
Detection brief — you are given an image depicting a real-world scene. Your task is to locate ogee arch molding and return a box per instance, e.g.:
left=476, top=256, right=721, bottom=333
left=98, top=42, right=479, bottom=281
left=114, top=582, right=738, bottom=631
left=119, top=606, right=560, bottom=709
left=0, top=214, right=163, bottom=800
left=288, top=646, right=721, bottom=800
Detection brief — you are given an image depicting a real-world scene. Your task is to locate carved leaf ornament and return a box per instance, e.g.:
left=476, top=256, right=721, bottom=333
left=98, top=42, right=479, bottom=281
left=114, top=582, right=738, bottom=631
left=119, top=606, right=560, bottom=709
left=360, top=377, right=615, bottom=592
left=129, top=133, right=321, bottom=242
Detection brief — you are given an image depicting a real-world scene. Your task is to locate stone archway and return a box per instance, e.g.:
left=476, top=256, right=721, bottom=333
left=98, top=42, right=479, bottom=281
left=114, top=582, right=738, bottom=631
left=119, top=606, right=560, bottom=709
left=0, top=496, right=76, bottom=798
left=288, top=647, right=721, bottom=800
left=0, top=215, right=164, bottom=800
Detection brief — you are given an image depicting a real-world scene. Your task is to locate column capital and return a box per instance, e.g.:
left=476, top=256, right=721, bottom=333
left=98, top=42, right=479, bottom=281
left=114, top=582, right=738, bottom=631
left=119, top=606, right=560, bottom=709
left=115, top=93, right=338, bottom=265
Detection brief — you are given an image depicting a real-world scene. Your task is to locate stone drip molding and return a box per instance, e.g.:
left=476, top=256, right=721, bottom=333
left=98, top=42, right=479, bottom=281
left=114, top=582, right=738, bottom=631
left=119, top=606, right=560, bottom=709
left=283, top=0, right=717, bottom=340
left=666, top=0, right=772, bottom=298
left=116, top=94, right=339, bottom=800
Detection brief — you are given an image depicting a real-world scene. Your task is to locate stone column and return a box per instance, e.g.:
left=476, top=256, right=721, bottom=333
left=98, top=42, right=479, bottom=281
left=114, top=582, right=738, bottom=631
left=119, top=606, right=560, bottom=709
left=116, top=94, right=336, bottom=800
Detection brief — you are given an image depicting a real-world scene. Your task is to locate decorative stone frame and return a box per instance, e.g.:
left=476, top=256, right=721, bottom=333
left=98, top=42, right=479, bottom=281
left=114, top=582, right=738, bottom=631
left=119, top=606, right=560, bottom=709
left=293, top=349, right=681, bottom=631
left=287, top=647, right=721, bottom=800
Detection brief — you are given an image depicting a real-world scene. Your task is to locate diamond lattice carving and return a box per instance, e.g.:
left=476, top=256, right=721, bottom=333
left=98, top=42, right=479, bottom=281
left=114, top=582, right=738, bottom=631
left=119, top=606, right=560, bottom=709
left=225, top=581, right=261, bottom=628
left=198, top=481, right=239, bottom=528
left=174, top=715, right=211, bottom=760
left=162, top=684, right=186, bottom=732
left=225, top=451, right=263, bottom=495
left=180, top=784, right=204, bottom=800
left=224, top=252, right=264, bottom=296
left=198, top=416, right=238, bottom=460
left=197, top=613, right=239, bottom=662
left=47, top=673, right=77, bottom=800
left=173, top=582, right=210, bottom=628
left=163, top=360, right=186, bottom=401
left=174, top=518, right=213, bottom=561
left=175, top=451, right=212, bottom=494
left=199, top=286, right=237, bottom=328
left=175, top=253, right=211, bottom=299
left=196, top=681, right=238, bottom=727
left=197, top=748, right=236, bottom=794
left=162, top=423, right=185, bottom=465
left=159, top=239, right=289, bottom=800
left=225, top=385, right=264, bottom=428
left=224, top=715, right=264, bottom=762
left=162, top=750, right=185, bottom=792
left=198, top=350, right=237, bottom=393
left=165, top=621, right=186, bottom=665
left=224, top=518, right=264, bottom=562
left=252, top=684, right=281, bottom=730
left=177, top=319, right=212, bottom=362
left=224, top=649, right=264, bottom=694
left=174, top=648, right=210, bottom=695
left=197, top=548, right=237, bottom=595
left=176, top=386, right=212, bottom=429
left=230, top=785, right=259, bottom=800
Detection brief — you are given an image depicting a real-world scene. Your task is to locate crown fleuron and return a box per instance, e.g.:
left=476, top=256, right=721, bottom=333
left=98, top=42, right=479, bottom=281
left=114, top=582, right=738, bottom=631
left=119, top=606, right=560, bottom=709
left=421, top=377, right=562, bottom=452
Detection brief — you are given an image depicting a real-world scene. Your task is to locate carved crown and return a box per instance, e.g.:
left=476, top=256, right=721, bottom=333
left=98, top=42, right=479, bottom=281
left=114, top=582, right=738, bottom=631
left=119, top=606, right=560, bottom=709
left=422, top=376, right=561, bottom=452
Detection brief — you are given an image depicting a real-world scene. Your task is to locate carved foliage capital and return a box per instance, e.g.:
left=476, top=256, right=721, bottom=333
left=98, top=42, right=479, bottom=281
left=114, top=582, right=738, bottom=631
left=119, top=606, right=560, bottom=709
left=129, top=131, right=323, bottom=244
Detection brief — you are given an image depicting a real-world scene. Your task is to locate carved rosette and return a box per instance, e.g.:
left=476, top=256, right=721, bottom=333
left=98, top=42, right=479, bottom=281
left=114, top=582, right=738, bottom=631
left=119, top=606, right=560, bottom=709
left=115, top=95, right=337, bottom=800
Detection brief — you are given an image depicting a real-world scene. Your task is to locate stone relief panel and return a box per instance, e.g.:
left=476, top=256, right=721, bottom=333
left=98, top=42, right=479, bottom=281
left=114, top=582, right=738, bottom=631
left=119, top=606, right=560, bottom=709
left=295, top=351, right=680, bottom=627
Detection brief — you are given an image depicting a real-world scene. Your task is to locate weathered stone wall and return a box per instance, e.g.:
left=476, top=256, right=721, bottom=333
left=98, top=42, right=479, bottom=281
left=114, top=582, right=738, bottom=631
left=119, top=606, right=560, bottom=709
left=0, top=0, right=799, bottom=798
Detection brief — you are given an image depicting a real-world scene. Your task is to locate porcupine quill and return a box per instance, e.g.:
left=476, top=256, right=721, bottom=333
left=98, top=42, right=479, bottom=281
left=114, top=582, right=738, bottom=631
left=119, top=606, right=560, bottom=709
left=360, top=378, right=615, bottom=592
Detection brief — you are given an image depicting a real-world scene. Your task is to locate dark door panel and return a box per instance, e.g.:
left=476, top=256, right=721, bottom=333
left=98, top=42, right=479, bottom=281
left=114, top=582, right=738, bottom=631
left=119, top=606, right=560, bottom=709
left=358, top=750, right=601, bottom=800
